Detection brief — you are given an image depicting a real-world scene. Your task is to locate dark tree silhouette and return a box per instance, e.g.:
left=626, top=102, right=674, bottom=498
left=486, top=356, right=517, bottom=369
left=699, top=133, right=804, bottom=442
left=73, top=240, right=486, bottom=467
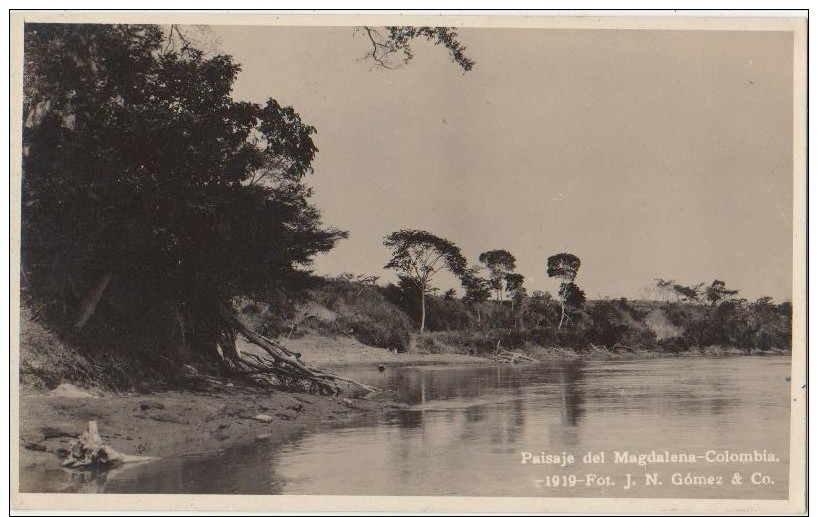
left=22, top=24, right=346, bottom=367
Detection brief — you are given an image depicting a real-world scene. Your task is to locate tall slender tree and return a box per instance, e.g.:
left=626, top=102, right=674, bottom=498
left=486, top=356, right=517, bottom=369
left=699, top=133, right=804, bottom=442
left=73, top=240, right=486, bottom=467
left=383, top=229, right=467, bottom=332
left=546, top=253, right=583, bottom=329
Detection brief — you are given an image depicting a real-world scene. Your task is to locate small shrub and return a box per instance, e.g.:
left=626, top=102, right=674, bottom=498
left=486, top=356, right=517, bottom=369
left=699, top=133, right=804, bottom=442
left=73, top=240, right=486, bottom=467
left=338, top=315, right=410, bottom=351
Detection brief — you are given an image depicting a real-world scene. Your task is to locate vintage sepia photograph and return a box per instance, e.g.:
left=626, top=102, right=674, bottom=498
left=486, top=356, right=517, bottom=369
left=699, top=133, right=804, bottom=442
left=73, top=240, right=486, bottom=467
left=10, top=11, right=806, bottom=514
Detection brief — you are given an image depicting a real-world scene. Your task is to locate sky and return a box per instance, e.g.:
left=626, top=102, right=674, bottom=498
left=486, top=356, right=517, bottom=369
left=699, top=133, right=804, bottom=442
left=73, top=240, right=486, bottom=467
left=208, top=24, right=794, bottom=302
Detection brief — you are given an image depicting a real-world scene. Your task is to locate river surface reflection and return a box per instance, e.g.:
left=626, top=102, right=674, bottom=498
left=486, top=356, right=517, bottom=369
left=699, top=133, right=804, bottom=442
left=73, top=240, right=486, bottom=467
left=41, top=356, right=794, bottom=498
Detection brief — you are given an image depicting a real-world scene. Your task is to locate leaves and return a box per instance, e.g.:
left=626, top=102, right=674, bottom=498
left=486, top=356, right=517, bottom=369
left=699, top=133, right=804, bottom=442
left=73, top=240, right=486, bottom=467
left=361, top=26, right=474, bottom=72
left=383, top=229, right=468, bottom=286
left=461, top=267, right=492, bottom=305
left=705, top=279, right=740, bottom=306
left=22, top=23, right=345, bottom=339
left=672, top=282, right=705, bottom=303
left=546, top=253, right=581, bottom=282
left=479, top=249, right=517, bottom=299
left=558, top=282, right=586, bottom=310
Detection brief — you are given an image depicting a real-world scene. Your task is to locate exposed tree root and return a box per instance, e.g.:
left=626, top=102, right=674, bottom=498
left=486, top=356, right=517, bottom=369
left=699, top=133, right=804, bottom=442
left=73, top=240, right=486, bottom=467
left=218, top=306, right=377, bottom=396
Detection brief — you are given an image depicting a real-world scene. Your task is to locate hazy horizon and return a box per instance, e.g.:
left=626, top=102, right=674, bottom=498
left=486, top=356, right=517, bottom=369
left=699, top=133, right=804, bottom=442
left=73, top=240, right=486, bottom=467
left=209, top=25, right=794, bottom=302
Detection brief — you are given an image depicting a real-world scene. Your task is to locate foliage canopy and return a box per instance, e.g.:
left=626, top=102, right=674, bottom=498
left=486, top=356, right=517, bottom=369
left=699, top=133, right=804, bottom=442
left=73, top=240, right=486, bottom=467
left=22, top=23, right=346, bottom=358
left=479, top=249, right=517, bottom=300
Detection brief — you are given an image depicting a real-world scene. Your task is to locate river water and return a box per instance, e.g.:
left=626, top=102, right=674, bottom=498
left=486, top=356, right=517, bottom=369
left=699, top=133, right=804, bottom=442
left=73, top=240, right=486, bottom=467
left=41, top=356, right=794, bottom=498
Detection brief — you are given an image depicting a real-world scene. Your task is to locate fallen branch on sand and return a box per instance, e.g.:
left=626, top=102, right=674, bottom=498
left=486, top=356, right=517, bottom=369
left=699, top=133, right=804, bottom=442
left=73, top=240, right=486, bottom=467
left=219, top=307, right=378, bottom=396
left=612, top=343, right=636, bottom=353
left=62, top=421, right=155, bottom=469
left=588, top=342, right=613, bottom=355
left=493, top=340, right=535, bottom=364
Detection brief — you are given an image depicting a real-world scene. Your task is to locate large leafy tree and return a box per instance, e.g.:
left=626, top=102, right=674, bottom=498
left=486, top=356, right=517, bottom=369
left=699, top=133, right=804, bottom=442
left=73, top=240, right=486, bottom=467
left=22, top=23, right=345, bottom=363
left=546, top=253, right=584, bottom=329
left=383, top=229, right=467, bottom=332
left=478, top=249, right=517, bottom=302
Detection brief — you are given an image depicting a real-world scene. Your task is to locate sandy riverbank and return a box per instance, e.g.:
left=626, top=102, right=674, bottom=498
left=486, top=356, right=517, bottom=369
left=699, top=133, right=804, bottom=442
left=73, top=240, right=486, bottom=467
left=17, top=336, right=490, bottom=492
left=275, top=334, right=491, bottom=369
left=17, top=383, right=399, bottom=493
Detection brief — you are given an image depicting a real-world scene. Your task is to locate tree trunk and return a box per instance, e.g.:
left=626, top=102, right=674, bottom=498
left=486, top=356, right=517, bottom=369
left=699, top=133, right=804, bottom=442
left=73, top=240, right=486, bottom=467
left=420, top=291, right=426, bottom=333
left=558, top=301, right=566, bottom=330
left=74, top=269, right=113, bottom=330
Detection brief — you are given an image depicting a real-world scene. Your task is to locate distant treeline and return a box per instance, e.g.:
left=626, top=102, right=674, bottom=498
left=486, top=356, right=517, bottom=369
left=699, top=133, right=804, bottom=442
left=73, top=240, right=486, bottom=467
left=246, top=274, right=791, bottom=357
left=370, top=229, right=790, bottom=355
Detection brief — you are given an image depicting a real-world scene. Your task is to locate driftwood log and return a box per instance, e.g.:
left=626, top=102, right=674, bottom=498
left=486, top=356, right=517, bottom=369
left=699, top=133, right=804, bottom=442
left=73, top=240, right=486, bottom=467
left=218, top=307, right=377, bottom=396
left=63, top=421, right=155, bottom=469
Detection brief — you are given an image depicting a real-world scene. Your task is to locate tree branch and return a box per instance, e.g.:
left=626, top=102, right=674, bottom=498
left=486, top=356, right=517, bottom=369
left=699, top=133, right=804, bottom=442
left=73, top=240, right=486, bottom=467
left=362, top=26, right=400, bottom=70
